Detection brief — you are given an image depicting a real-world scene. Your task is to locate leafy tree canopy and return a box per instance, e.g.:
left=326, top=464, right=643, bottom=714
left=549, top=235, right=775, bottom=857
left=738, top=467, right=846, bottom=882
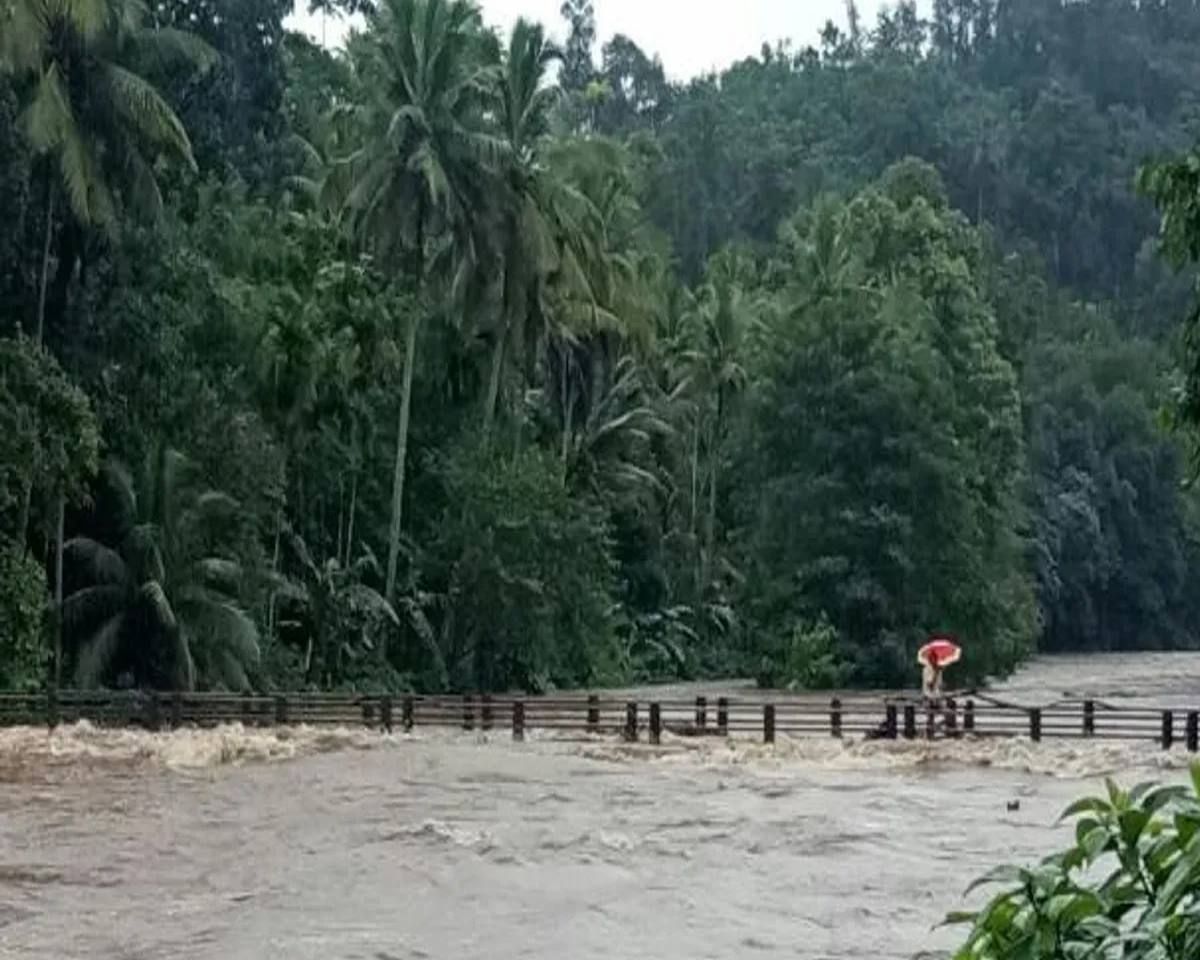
left=2, top=0, right=1200, bottom=692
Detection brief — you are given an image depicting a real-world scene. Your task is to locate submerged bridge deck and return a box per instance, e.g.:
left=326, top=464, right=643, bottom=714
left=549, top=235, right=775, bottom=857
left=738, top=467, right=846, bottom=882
left=0, top=689, right=1196, bottom=750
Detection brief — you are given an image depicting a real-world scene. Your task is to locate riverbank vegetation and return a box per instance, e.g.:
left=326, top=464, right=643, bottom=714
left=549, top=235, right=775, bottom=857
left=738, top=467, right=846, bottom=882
left=4, top=0, right=1200, bottom=694
left=950, top=769, right=1200, bottom=959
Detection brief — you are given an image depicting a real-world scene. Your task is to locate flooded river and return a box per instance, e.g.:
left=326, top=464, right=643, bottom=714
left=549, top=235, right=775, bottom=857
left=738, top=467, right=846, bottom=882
left=3, top=653, right=1200, bottom=960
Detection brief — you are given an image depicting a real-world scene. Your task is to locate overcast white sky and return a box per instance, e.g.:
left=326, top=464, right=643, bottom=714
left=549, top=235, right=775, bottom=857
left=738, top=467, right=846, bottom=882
left=287, top=1, right=904, bottom=81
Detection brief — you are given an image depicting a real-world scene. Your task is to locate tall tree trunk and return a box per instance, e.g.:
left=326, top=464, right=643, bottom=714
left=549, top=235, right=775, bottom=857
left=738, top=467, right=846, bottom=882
left=560, top=397, right=571, bottom=466
left=15, top=178, right=58, bottom=549
left=36, top=177, right=55, bottom=344
left=335, top=475, right=344, bottom=568
left=700, top=436, right=710, bottom=592
left=484, top=235, right=517, bottom=437
left=385, top=199, right=425, bottom=603
left=53, top=493, right=64, bottom=689
left=15, top=469, right=34, bottom=554
left=384, top=309, right=419, bottom=602
left=689, top=414, right=700, bottom=533
left=296, top=477, right=305, bottom=546
left=46, top=219, right=77, bottom=351
left=267, top=508, right=283, bottom=635
left=344, top=471, right=358, bottom=567
left=703, top=433, right=718, bottom=591
left=690, top=412, right=701, bottom=592
left=482, top=327, right=506, bottom=436
left=702, top=391, right=723, bottom=590
left=9, top=170, right=32, bottom=330
left=559, top=345, right=573, bottom=468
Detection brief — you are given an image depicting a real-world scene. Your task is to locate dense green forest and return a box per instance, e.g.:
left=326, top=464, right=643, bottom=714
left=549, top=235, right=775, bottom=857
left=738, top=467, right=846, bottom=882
left=3, top=0, right=1200, bottom=695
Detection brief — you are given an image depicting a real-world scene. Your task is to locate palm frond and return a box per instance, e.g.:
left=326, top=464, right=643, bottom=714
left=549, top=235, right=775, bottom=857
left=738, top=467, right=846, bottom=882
left=342, top=152, right=398, bottom=240
left=58, top=0, right=107, bottom=42
left=284, top=130, right=325, bottom=173
left=0, top=0, right=49, bottom=74
left=138, top=579, right=178, bottom=636
left=501, top=17, right=561, bottom=151
left=607, top=461, right=667, bottom=496
left=285, top=528, right=322, bottom=583
left=25, top=63, right=114, bottom=226
left=384, top=103, right=428, bottom=145
left=171, top=620, right=197, bottom=691
left=119, top=521, right=158, bottom=574
left=343, top=583, right=400, bottom=625
left=121, top=148, right=163, bottom=217
left=62, top=583, right=127, bottom=630
left=129, top=26, right=218, bottom=75
left=65, top=537, right=130, bottom=585
left=589, top=407, right=654, bottom=445
left=409, top=140, right=452, bottom=207
left=349, top=543, right=383, bottom=580
left=103, top=63, right=196, bottom=170
left=141, top=538, right=167, bottom=586
left=108, top=0, right=144, bottom=38
left=75, top=612, right=125, bottom=688
left=100, top=459, right=138, bottom=523
left=191, top=556, right=244, bottom=594
left=214, top=647, right=251, bottom=693
left=188, top=599, right=261, bottom=666
left=270, top=580, right=311, bottom=607
left=396, top=591, right=446, bottom=676
left=456, top=127, right=511, bottom=171
left=190, top=490, right=241, bottom=522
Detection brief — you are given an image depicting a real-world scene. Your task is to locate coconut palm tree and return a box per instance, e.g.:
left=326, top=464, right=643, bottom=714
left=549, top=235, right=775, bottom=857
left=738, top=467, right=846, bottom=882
left=1, top=0, right=211, bottom=585
left=0, top=0, right=212, bottom=340
left=274, top=528, right=400, bottom=687
left=479, top=17, right=562, bottom=432
left=539, top=136, right=667, bottom=395
left=340, top=0, right=504, bottom=602
left=283, top=104, right=362, bottom=221
left=529, top=340, right=671, bottom=517
left=680, top=249, right=760, bottom=592
left=61, top=446, right=260, bottom=691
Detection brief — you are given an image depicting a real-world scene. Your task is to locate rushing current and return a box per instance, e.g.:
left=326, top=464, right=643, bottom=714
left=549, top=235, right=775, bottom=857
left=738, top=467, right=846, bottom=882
left=2, top=653, right=1200, bottom=960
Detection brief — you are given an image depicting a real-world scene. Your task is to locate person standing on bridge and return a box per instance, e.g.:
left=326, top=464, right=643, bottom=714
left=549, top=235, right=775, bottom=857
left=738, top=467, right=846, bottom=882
left=921, top=660, right=942, bottom=700
left=917, top=636, right=961, bottom=704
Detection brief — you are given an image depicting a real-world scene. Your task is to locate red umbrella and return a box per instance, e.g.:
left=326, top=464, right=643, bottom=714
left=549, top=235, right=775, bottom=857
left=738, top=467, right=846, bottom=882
left=917, top=636, right=962, bottom=668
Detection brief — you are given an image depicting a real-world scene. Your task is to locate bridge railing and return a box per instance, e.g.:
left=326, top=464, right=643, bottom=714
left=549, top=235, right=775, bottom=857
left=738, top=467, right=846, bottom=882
left=0, top=691, right=1195, bottom=749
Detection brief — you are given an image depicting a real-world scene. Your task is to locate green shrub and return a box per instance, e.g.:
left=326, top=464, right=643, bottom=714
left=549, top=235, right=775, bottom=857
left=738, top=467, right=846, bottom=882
left=0, top=545, right=48, bottom=691
left=426, top=436, right=622, bottom=693
left=949, top=769, right=1200, bottom=959
left=756, top=614, right=853, bottom=690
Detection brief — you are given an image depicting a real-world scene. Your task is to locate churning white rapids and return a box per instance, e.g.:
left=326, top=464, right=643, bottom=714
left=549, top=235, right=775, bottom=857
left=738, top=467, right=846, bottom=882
left=2, top=653, right=1199, bottom=960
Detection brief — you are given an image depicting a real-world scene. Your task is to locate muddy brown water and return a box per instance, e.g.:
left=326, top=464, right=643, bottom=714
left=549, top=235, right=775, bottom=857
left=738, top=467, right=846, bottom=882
left=3, top=653, right=1200, bottom=960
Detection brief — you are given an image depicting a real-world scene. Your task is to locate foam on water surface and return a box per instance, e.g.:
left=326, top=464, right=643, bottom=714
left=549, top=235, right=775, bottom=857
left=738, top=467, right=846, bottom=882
left=3, top=654, right=1200, bottom=960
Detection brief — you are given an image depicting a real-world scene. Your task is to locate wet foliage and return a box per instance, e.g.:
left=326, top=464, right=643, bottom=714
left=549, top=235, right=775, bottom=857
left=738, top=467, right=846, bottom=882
left=950, top=770, right=1200, bottom=959
left=3, top=1, right=1200, bottom=692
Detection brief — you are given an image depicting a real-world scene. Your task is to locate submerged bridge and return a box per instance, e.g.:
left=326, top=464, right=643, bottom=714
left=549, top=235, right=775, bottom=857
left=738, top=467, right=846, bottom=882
left=1, top=688, right=1198, bottom=750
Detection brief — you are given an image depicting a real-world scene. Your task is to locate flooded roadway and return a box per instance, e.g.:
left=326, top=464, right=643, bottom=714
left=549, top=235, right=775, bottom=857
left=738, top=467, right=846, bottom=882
left=2, top=653, right=1200, bottom=960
